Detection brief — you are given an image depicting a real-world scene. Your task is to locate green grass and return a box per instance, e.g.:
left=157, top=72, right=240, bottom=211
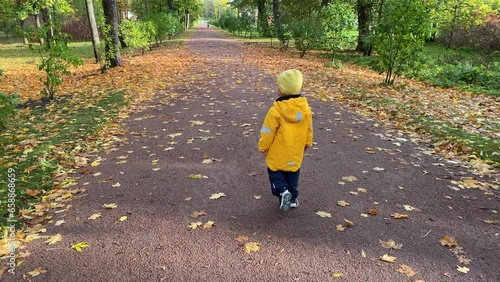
left=410, top=116, right=500, bottom=166
left=335, top=42, right=500, bottom=97
left=0, top=91, right=128, bottom=229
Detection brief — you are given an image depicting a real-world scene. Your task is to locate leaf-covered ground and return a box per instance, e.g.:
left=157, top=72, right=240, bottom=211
left=0, top=25, right=499, bottom=281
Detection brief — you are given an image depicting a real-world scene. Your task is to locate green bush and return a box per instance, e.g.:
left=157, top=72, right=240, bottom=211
left=0, top=92, right=20, bottom=130
left=147, top=13, right=182, bottom=45
left=289, top=18, right=325, bottom=58
left=120, top=19, right=154, bottom=53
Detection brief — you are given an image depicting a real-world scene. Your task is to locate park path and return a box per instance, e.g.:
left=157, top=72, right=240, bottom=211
left=6, top=24, right=499, bottom=281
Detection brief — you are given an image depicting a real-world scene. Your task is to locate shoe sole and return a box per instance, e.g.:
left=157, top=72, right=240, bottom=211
left=280, top=191, right=291, bottom=212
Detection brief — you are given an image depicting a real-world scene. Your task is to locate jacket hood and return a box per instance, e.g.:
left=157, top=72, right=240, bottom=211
left=274, top=95, right=310, bottom=123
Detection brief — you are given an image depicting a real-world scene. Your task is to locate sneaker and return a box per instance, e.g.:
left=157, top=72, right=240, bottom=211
left=279, top=190, right=292, bottom=212
left=290, top=199, right=299, bottom=208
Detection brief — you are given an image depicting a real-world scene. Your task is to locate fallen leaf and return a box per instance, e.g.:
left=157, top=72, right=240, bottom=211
left=188, top=221, right=203, bottom=230
left=456, top=265, right=469, bottom=274
left=380, top=254, right=397, bottom=263
left=54, top=220, right=65, bottom=226
left=332, top=273, right=343, bottom=277
left=188, top=174, right=208, bottom=179
left=368, top=209, right=378, bottom=215
left=25, top=189, right=41, bottom=197
left=111, top=182, right=121, bottom=187
left=365, top=147, right=376, bottom=154
left=102, top=203, right=117, bottom=209
left=253, top=195, right=262, bottom=200
left=44, top=234, right=62, bottom=245
left=119, top=216, right=127, bottom=222
left=203, top=221, right=215, bottom=229
left=361, top=249, right=366, bottom=258
left=379, top=239, right=403, bottom=249
left=243, top=242, right=261, bottom=254
left=483, top=219, right=497, bottom=225
left=27, top=267, right=47, bottom=277
left=440, top=236, right=458, bottom=247
left=209, top=193, right=226, bottom=199
left=342, top=176, right=358, bottom=182
left=337, top=200, right=350, bottom=207
left=373, top=167, right=385, bottom=171
left=90, top=161, right=100, bottom=167
left=71, top=242, right=89, bottom=252
left=235, top=236, right=249, bottom=243
left=316, top=211, right=332, bottom=218
left=184, top=197, right=192, bottom=201
left=397, top=264, right=417, bottom=277
left=391, top=213, right=408, bottom=219
left=344, top=219, right=354, bottom=228
left=190, top=211, right=207, bottom=218
left=336, top=224, right=346, bottom=231
left=88, top=213, right=101, bottom=220
left=357, top=187, right=368, bottom=193
left=403, top=205, right=420, bottom=211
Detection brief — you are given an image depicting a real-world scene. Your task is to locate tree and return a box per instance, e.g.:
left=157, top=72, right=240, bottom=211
left=0, top=0, right=17, bottom=38
left=102, top=0, right=121, bottom=69
left=356, top=0, right=375, bottom=56
left=322, top=1, right=356, bottom=64
left=85, top=0, right=101, bottom=63
left=272, top=0, right=285, bottom=46
left=371, top=0, right=431, bottom=84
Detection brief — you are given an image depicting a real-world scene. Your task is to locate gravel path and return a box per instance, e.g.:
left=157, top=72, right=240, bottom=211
left=6, top=24, right=499, bottom=282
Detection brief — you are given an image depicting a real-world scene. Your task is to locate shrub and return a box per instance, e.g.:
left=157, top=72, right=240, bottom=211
left=120, top=19, right=153, bottom=53
left=289, top=18, right=325, bottom=58
left=0, top=91, right=20, bottom=130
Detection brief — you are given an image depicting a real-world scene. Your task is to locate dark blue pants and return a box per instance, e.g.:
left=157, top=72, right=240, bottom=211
left=267, top=168, right=300, bottom=202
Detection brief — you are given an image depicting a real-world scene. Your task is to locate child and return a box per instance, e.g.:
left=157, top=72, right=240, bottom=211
left=258, top=69, right=313, bottom=211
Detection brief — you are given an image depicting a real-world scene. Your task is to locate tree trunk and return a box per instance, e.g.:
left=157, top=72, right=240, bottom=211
left=272, top=0, right=284, bottom=46
left=145, top=0, right=150, bottom=17
left=35, top=13, right=44, bottom=45
left=356, top=0, right=373, bottom=56
left=20, top=20, right=29, bottom=44
left=167, top=0, right=174, bottom=11
left=257, top=0, right=270, bottom=37
left=85, top=0, right=101, bottom=63
left=102, top=0, right=121, bottom=69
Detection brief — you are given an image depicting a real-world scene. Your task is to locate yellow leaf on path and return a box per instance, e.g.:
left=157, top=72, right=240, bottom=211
left=119, top=216, right=127, bottom=222
left=44, top=234, right=62, bottom=245
left=88, top=213, right=102, bottom=220
left=344, top=219, right=354, bottom=228
left=188, top=174, right=208, bottom=179
left=254, top=195, right=262, bottom=200
left=112, top=182, right=121, bottom=187
left=483, top=219, right=498, bottom=225
left=380, top=254, right=397, bottom=263
left=337, top=200, right=350, bottom=207
left=332, top=273, right=343, bottom=277
left=184, top=197, right=192, bottom=201
left=440, top=236, right=458, bottom=247
left=188, top=222, right=203, bottom=230
left=391, top=213, right=408, bottom=219
left=209, top=193, right=226, bottom=199
left=373, top=167, right=385, bottom=172
left=151, top=159, right=159, bottom=164
left=361, top=249, right=366, bottom=258
left=342, top=176, right=358, bottom=182
left=336, top=224, right=346, bottom=232
left=457, top=265, right=470, bottom=274
left=365, top=147, right=376, bottom=154
left=27, top=267, right=47, bottom=277
left=397, top=264, right=417, bottom=277
left=235, top=236, right=249, bottom=243
left=102, top=203, right=117, bottom=209
left=368, top=209, right=378, bottom=215
left=54, top=220, right=65, bottom=226
left=203, top=221, right=215, bottom=229
left=243, top=242, right=261, bottom=254
left=357, top=187, right=368, bottom=193
left=379, top=239, right=403, bottom=250
left=71, top=242, right=89, bottom=252
left=0, top=266, right=8, bottom=277
left=190, top=211, right=207, bottom=218
left=90, top=161, right=100, bottom=167
left=316, top=211, right=332, bottom=218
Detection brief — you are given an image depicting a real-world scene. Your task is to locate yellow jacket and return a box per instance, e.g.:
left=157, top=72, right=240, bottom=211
left=258, top=95, right=313, bottom=172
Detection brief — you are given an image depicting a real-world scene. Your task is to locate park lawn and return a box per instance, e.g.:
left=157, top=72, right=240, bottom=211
left=0, top=37, right=192, bottom=229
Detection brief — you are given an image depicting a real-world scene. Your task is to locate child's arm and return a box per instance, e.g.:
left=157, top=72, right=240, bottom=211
left=258, top=108, right=279, bottom=153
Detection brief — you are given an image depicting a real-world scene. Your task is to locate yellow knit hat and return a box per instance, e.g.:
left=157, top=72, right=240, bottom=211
left=277, top=69, right=303, bottom=96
